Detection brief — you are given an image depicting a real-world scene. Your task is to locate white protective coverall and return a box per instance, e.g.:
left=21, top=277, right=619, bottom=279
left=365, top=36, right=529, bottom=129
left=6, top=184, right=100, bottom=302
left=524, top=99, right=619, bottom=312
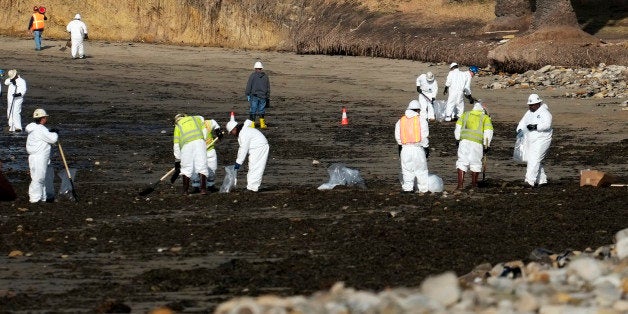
left=66, top=14, right=88, bottom=59
left=191, top=119, right=221, bottom=188
left=173, top=116, right=209, bottom=178
left=444, top=68, right=471, bottom=121
left=416, top=73, right=437, bottom=122
left=4, top=76, right=27, bottom=132
left=236, top=119, right=269, bottom=192
left=25, top=122, right=58, bottom=203
left=455, top=103, right=493, bottom=172
left=395, top=109, right=430, bottom=192
left=516, top=103, right=553, bottom=186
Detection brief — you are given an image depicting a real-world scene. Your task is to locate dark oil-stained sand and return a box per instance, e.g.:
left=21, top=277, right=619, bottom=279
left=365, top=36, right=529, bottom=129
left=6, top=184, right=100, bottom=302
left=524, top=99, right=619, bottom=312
left=0, top=36, right=626, bottom=312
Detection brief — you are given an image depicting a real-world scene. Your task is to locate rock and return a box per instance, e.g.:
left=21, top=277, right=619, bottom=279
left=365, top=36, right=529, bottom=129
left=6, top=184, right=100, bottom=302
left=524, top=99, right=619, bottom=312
left=615, top=228, right=628, bottom=242
left=568, top=257, right=602, bottom=282
left=8, top=250, right=23, bottom=257
left=615, top=237, right=628, bottom=260
left=490, top=82, right=504, bottom=89
left=420, top=271, right=460, bottom=306
left=538, top=65, right=553, bottom=73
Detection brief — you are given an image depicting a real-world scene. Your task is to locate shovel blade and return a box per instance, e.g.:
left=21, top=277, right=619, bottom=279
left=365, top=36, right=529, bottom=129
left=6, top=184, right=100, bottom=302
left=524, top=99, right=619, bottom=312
left=138, top=186, right=155, bottom=196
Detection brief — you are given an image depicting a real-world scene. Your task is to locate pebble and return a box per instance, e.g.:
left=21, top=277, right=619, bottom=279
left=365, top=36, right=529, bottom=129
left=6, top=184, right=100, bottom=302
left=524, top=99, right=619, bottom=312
left=214, top=228, right=628, bottom=314
left=483, top=63, right=627, bottom=100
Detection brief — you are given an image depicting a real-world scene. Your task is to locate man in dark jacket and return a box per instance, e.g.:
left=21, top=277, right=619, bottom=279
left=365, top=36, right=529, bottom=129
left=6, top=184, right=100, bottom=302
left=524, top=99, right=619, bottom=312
left=245, top=61, right=270, bottom=128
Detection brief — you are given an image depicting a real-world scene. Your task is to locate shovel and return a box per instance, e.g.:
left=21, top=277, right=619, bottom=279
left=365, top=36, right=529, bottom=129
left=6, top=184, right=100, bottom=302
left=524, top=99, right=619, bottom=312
left=58, top=142, right=79, bottom=202
left=59, top=39, right=71, bottom=52
left=482, top=145, right=490, bottom=182
left=139, top=168, right=176, bottom=196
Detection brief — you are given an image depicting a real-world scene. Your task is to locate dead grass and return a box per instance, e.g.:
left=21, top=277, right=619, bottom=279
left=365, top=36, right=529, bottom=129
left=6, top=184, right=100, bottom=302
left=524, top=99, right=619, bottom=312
left=0, top=0, right=623, bottom=71
left=359, top=0, right=495, bottom=24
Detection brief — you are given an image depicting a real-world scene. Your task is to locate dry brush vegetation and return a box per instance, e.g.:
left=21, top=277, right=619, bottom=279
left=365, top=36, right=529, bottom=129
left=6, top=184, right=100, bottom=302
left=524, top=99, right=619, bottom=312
left=0, top=0, right=625, bottom=72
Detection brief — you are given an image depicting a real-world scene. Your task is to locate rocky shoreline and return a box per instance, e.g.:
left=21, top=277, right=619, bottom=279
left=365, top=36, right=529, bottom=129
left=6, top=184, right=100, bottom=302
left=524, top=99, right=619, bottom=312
left=215, top=228, right=628, bottom=313
left=485, top=64, right=627, bottom=100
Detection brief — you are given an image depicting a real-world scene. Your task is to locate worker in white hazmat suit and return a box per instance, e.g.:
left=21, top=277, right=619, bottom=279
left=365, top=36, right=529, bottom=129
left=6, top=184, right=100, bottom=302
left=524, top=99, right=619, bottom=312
left=454, top=101, right=493, bottom=189
left=416, top=71, right=437, bottom=122
left=395, top=100, right=430, bottom=193
left=25, top=108, right=58, bottom=203
left=190, top=117, right=224, bottom=192
left=4, top=69, right=28, bottom=132
left=173, top=113, right=209, bottom=195
left=516, top=94, right=553, bottom=187
left=0, top=69, right=4, bottom=99
left=226, top=119, right=269, bottom=192
left=66, top=14, right=88, bottom=59
left=443, top=63, right=475, bottom=122
left=416, top=71, right=437, bottom=153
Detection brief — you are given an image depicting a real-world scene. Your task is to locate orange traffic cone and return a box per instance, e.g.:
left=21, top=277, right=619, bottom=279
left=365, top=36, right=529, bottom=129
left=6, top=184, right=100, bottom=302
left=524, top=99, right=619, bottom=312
left=229, top=111, right=235, bottom=122
left=341, top=107, right=349, bottom=125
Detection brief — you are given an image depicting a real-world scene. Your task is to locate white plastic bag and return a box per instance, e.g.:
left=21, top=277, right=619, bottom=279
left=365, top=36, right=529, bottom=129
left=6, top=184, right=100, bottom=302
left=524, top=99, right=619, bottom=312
left=318, top=163, right=366, bottom=190
left=219, top=165, right=238, bottom=193
left=513, top=131, right=527, bottom=163
left=427, top=174, right=444, bottom=192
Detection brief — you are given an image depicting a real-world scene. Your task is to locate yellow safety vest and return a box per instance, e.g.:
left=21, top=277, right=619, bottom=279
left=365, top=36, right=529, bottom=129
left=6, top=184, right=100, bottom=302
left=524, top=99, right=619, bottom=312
left=399, top=115, right=421, bottom=144
left=173, top=116, right=204, bottom=149
left=457, top=110, right=493, bottom=144
left=204, top=120, right=217, bottom=151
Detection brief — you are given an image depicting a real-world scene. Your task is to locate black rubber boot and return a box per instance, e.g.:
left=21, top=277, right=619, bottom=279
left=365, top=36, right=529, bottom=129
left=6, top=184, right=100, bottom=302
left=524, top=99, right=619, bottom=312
left=200, top=174, right=207, bottom=195
left=182, top=176, right=190, bottom=195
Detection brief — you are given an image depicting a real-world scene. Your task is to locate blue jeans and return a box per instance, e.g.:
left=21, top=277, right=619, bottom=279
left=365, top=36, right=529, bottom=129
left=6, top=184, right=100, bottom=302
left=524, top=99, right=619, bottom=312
left=249, top=96, right=267, bottom=117
left=33, top=30, right=42, bottom=50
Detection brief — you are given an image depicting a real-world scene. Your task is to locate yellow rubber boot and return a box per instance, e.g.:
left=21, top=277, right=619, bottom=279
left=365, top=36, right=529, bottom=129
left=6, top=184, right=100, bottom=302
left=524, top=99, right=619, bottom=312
left=259, top=118, right=267, bottom=129
left=250, top=121, right=256, bottom=128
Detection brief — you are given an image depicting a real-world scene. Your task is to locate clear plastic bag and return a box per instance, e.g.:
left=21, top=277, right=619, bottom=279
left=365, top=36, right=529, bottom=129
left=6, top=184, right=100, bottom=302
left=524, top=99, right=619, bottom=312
left=318, top=163, right=366, bottom=190
left=219, top=165, right=238, bottom=193
left=58, top=168, right=77, bottom=201
left=513, top=131, right=527, bottom=163
left=433, top=100, right=447, bottom=122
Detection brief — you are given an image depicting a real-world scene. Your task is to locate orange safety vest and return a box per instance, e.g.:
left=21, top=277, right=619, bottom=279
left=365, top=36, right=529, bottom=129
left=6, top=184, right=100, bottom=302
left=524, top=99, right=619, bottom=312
left=31, top=12, right=45, bottom=30
left=399, top=115, right=421, bottom=144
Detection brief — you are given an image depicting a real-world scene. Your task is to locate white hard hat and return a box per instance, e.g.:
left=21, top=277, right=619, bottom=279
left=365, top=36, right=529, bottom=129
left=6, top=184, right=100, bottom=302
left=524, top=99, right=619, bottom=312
left=449, top=62, right=458, bottom=69
left=254, top=61, right=263, bottom=69
left=33, top=108, right=48, bottom=118
left=226, top=120, right=238, bottom=132
left=7, top=69, right=17, bottom=79
left=74, top=14, right=81, bottom=20
left=174, top=113, right=187, bottom=123
left=527, top=94, right=542, bottom=105
left=407, top=100, right=421, bottom=110
left=426, top=72, right=434, bottom=82
left=472, top=101, right=484, bottom=111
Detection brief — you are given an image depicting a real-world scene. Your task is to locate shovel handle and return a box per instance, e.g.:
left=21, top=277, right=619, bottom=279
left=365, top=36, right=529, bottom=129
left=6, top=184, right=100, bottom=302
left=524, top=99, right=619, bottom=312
left=160, top=168, right=176, bottom=182
left=205, top=136, right=219, bottom=147
left=58, top=142, right=73, bottom=180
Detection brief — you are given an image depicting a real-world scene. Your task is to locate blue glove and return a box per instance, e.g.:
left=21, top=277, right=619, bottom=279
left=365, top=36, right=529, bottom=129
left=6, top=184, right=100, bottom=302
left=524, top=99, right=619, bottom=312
left=234, top=163, right=241, bottom=170
left=247, top=95, right=251, bottom=102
